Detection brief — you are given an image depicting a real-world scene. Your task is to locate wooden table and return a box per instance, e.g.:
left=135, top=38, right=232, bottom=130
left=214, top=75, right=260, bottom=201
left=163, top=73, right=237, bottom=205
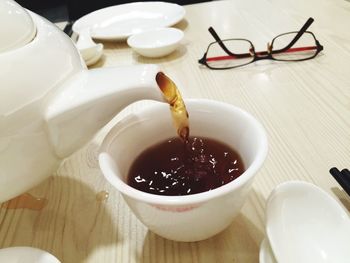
left=1, top=0, right=350, bottom=262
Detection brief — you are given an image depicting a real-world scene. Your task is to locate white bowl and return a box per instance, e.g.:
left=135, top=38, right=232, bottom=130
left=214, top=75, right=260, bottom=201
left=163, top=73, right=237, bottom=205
left=127, top=28, right=184, bottom=58
left=99, top=99, right=268, bottom=241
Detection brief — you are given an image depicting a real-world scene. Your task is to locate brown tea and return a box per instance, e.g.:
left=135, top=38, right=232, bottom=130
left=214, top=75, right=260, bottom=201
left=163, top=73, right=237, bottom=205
left=127, top=136, right=245, bottom=196
left=127, top=72, right=244, bottom=196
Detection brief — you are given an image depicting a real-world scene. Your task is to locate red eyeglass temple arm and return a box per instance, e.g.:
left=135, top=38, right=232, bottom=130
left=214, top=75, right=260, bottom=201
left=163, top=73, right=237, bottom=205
left=205, top=46, right=317, bottom=62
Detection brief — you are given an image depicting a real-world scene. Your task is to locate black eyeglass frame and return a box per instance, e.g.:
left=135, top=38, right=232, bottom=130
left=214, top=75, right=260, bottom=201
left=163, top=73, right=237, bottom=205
left=198, top=17, right=324, bottom=70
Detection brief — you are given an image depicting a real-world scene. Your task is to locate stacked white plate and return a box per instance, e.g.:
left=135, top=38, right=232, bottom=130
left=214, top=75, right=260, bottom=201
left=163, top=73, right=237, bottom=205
left=72, top=2, right=186, bottom=41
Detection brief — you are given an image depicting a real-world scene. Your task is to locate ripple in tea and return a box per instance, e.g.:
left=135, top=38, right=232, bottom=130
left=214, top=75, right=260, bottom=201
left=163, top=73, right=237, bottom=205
left=127, top=137, right=245, bottom=196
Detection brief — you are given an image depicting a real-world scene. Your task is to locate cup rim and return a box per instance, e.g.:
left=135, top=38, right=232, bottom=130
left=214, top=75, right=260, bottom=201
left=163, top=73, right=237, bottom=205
left=99, top=99, right=268, bottom=205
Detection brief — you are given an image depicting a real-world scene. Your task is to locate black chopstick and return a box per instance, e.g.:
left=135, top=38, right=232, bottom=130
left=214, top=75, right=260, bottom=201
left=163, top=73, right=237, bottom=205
left=341, top=168, right=350, bottom=178
left=329, top=167, right=350, bottom=196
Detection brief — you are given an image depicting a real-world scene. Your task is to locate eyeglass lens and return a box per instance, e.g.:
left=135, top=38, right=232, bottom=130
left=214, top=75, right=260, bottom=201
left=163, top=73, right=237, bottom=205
left=206, top=40, right=254, bottom=69
left=271, top=32, right=318, bottom=61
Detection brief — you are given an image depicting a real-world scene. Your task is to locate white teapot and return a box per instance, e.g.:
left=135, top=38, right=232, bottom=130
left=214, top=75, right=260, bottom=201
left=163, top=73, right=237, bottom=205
left=0, top=0, right=166, bottom=202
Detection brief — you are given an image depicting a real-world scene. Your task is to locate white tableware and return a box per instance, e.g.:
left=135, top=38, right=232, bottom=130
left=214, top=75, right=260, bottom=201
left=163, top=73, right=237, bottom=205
left=0, top=0, right=171, bottom=203
left=0, top=0, right=36, bottom=52
left=99, top=99, right=268, bottom=241
left=0, top=247, right=60, bottom=263
left=75, top=28, right=104, bottom=65
left=72, top=2, right=186, bottom=40
left=259, top=238, right=277, bottom=263
left=266, top=181, right=350, bottom=263
left=127, top=28, right=184, bottom=58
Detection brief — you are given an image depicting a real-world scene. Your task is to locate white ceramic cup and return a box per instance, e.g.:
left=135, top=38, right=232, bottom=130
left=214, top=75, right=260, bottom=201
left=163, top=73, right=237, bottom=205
left=99, top=99, right=268, bottom=242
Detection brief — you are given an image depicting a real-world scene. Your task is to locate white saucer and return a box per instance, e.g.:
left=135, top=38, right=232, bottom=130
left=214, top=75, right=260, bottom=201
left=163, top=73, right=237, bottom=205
left=72, top=2, right=186, bottom=40
left=127, top=28, right=184, bottom=58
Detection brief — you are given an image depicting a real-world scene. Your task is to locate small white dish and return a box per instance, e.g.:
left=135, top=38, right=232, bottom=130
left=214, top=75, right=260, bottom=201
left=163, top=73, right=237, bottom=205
left=266, top=181, right=350, bottom=263
left=127, top=28, right=184, bottom=58
left=0, top=247, right=60, bottom=262
left=72, top=2, right=185, bottom=40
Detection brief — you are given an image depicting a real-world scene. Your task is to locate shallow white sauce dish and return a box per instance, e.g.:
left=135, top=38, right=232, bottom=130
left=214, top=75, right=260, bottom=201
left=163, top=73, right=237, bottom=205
left=127, top=28, right=184, bottom=58
left=265, top=181, right=350, bottom=263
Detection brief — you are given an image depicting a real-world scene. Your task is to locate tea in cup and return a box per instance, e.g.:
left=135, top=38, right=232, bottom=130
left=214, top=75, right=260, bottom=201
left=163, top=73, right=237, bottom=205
left=99, top=99, right=268, bottom=242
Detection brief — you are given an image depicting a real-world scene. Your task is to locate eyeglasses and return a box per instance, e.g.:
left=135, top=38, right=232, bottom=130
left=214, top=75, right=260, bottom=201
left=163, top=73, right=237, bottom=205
left=198, top=17, right=324, bottom=70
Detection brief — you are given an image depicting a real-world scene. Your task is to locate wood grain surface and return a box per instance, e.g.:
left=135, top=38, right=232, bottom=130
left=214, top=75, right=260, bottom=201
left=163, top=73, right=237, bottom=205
left=1, top=0, right=350, bottom=262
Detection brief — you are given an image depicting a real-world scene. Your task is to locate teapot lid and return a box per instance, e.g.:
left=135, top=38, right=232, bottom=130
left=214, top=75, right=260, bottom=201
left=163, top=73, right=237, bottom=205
left=0, top=0, right=36, bottom=53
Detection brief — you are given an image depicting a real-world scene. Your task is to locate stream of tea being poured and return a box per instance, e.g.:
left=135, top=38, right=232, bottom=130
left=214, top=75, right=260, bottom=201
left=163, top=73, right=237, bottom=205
left=127, top=72, right=245, bottom=196
left=155, top=72, right=190, bottom=141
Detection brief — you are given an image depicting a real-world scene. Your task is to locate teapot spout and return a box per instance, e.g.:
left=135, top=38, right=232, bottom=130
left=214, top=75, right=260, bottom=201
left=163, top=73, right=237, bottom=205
left=45, top=64, right=165, bottom=158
